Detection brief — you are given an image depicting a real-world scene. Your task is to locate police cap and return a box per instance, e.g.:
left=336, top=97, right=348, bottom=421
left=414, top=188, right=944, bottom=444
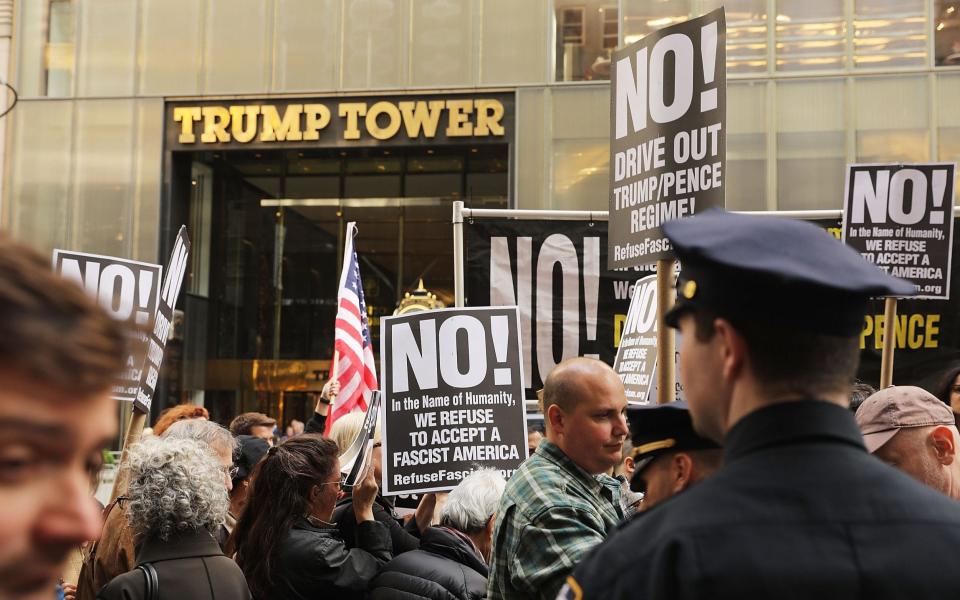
left=661, top=210, right=915, bottom=335
left=627, top=401, right=718, bottom=487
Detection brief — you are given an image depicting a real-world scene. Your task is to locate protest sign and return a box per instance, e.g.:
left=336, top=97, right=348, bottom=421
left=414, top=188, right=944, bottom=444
left=842, top=163, right=956, bottom=300
left=380, top=306, right=526, bottom=495
left=134, top=226, right=190, bottom=413
left=466, top=219, right=637, bottom=396
left=608, top=8, right=726, bottom=269
left=613, top=275, right=658, bottom=405
left=339, top=391, right=382, bottom=487
left=52, top=250, right=162, bottom=401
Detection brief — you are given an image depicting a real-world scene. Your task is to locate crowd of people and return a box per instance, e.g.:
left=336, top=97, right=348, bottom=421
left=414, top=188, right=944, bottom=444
left=8, top=209, right=960, bottom=600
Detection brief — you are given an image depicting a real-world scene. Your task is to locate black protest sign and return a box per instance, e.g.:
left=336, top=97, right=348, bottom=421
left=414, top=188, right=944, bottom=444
left=380, top=306, right=526, bottom=495
left=613, top=275, right=658, bottom=405
left=52, top=250, right=163, bottom=402
left=465, top=219, right=637, bottom=397
left=608, top=8, right=726, bottom=269
left=135, top=226, right=190, bottom=413
left=842, top=163, right=956, bottom=300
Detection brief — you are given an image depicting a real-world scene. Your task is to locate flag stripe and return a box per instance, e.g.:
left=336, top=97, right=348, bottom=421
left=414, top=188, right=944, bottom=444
left=326, top=221, right=380, bottom=435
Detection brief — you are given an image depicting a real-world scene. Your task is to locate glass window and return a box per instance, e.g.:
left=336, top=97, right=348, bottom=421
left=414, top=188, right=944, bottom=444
left=553, top=0, right=617, bottom=82
left=776, top=79, right=846, bottom=210
left=551, top=138, right=608, bottom=210
left=132, top=99, right=164, bottom=263
left=204, top=0, right=271, bottom=94
left=775, top=0, right=845, bottom=72
left=273, top=0, right=340, bottom=91
left=411, top=0, right=473, bottom=87
left=938, top=73, right=960, bottom=199
left=46, top=0, right=75, bottom=96
left=726, top=82, right=766, bottom=210
left=622, top=0, right=691, bottom=46
left=935, top=1, right=960, bottom=66
left=341, top=0, right=407, bottom=89
left=72, top=100, right=135, bottom=258
left=551, top=86, right=608, bottom=209
left=76, top=0, right=136, bottom=96
left=516, top=87, right=547, bottom=209
left=853, top=0, right=926, bottom=69
left=855, top=76, right=930, bottom=162
left=703, top=0, right=767, bottom=74
left=481, top=0, right=548, bottom=85
left=9, top=100, right=73, bottom=250
left=139, top=0, right=202, bottom=95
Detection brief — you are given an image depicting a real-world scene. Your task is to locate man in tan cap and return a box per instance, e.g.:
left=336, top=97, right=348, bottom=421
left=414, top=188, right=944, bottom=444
left=856, top=385, right=960, bottom=500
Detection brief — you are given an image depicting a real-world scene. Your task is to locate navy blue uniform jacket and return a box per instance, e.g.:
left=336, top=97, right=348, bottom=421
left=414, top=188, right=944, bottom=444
left=567, top=401, right=960, bottom=599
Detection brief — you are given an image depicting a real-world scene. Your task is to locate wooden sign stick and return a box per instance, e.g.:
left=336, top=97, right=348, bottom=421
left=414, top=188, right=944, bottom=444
left=879, top=297, right=898, bottom=389
left=656, top=258, right=676, bottom=404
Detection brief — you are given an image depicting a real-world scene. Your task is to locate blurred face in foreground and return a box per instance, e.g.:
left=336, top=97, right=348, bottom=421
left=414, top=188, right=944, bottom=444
left=0, top=372, right=116, bottom=600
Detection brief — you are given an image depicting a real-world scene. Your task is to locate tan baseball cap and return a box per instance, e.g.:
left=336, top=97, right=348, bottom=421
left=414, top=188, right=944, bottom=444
left=855, top=386, right=956, bottom=453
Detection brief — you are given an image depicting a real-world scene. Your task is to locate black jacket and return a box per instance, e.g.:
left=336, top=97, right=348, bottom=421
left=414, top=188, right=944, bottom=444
left=368, top=526, right=488, bottom=600
left=334, top=494, right=422, bottom=555
left=262, top=517, right=391, bottom=600
left=568, top=401, right=960, bottom=599
left=96, top=529, right=251, bottom=600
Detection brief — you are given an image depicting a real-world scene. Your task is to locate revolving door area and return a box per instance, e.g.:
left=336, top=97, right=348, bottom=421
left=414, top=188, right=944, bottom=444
left=167, top=145, right=509, bottom=427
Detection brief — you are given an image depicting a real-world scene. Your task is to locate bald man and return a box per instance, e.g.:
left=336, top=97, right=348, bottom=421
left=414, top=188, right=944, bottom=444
left=857, top=386, right=960, bottom=500
left=487, top=358, right=628, bottom=600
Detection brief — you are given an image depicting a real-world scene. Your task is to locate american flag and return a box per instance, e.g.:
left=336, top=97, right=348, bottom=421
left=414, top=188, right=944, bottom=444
left=326, top=222, right=379, bottom=433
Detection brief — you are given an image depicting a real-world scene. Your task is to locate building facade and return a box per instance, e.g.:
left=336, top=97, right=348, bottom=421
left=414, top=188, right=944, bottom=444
left=3, top=0, right=960, bottom=427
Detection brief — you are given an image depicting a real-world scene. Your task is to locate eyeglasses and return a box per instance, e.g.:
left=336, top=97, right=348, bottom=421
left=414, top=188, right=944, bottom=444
left=317, top=477, right=343, bottom=491
left=221, top=465, right=240, bottom=479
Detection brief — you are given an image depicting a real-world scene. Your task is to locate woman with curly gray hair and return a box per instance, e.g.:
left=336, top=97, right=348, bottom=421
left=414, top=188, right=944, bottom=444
left=96, top=436, right=251, bottom=600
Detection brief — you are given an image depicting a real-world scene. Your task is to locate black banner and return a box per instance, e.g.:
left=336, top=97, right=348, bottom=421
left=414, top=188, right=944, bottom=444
left=609, top=8, right=726, bottom=268
left=842, top=163, right=956, bottom=299
left=380, top=307, right=526, bottom=495
left=466, top=219, right=637, bottom=396
left=53, top=250, right=163, bottom=402
left=469, top=218, right=960, bottom=401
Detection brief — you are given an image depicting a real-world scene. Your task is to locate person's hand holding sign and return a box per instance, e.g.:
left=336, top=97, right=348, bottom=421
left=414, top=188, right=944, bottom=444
left=352, top=445, right=379, bottom=524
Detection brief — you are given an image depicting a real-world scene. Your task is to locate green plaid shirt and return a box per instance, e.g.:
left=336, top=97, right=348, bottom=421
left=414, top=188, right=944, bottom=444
left=487, top=440, right=624, bottom=600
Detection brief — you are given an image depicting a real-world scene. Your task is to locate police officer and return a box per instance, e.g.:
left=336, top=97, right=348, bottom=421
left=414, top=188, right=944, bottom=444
left=564, top=210, right=960, bottom=599
left=626, top=401, right=721, bottom=513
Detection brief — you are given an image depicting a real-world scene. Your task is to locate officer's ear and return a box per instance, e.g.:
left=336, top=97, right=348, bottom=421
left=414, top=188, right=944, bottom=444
left=671, top=453, right=694, bottom=492
left=712, top=318, right=747, bottom=382
left=930, top=426, right=956, bottom=466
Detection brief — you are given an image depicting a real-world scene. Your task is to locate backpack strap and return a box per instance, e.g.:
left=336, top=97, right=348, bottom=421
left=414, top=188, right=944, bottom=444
left=137, top=563, right=159, bottom=600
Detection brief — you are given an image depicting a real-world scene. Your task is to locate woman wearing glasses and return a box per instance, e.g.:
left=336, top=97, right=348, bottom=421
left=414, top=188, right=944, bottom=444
left=233, top=433, right=390, bottom=600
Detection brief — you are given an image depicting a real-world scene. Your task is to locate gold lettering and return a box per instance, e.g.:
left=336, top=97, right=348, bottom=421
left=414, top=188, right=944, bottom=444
left=926, top=314, right=940, bottom=348
left=229, top=106, right=259, bottom=143
left=474, top=99, right=505, bottom=136
left=201, top=106, right=231, bottom=143
left=613, top=314, right=626, bottom=347
left=302, top=104, right=331, bottom=141
left=860, top=315, right=873, bottom=350
left=365, top=101, right=402, bottom=140
left=399, top=100, right=445, bottom=138
left=339, top=103, right=367, bottom=140
left=260, top=104, right=304, bottom=142
left=908, top=314, right=924, bottom=349
left=445, top=100, right=474, bottom=137
left=174, top=107, right=202, bottom=143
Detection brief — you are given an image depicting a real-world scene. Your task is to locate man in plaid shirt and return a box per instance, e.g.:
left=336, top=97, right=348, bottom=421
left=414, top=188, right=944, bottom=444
left=487, top=357, right=628, bottom=600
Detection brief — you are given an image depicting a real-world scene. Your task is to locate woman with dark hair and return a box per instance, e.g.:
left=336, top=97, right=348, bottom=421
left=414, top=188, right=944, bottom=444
left=933, top=364, right=960, bottom=418
left=233, top=433, right=390, bottom=600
